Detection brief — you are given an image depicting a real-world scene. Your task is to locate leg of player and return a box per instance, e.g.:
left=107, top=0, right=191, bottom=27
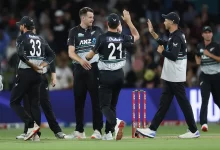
left=210, top=74, right=220, bottom=131
left=136, top=81, right=174, bottom=138
left=99, top=69, right=125, bottom=141
left=40, top=75, right=66, bottom=139
left=64, top=65, right=87, bottom=139
left=111, top=82, right=124, bottom=141
left=172, top=82, right=199, bottom=138
left=199, top=73, right=211, bottom=132
left=27, top=82, right=42, bottom=141
left=10, top=70, right=40, bottom=141
left=87, top=63, right=103, bottom=139
left=16, top=94, right=30, bottom=140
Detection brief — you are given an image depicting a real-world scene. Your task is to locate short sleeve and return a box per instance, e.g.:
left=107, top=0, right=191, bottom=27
left=67, top=29, right=75, bottom=46
left=92, top=35, right=102, bottom=54
left=214, top=44, right=220, bottom=56
left=196, top=44, right=202, bottom=56
left=124, top=35, right=134, bottom=43
left=123, top=35, right=134, bottom=48
left=16, top=36, right=23, bottom=47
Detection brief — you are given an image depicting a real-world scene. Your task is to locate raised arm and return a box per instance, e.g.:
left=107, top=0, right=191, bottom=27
left=147, top=19, right=167, bottom=46
left=121, top=10, right=140, bottom=42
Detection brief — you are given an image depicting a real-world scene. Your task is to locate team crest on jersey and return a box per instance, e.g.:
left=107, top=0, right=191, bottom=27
left=78, top=33, right=84, bottom=37
left=210, top=47, right=215, bottom=52
left=91, top=31, right=95, bottom=35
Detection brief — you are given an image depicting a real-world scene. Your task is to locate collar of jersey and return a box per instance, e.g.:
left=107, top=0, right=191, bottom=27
left=78, top=25, right=92, bottom=31
left=202, top=41, right=214, bottom=48
left=24, top=30, right=33, bottom=35
left=169, top=29, right=179, bottom=36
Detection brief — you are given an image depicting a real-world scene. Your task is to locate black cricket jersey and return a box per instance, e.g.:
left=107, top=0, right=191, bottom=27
left=67, top=25, right=103, bottom=64
left=16, top=31, right=55, bottom=69
left=196, top=42, right=220, bottom=74
left=92, top=31, right=134, bottom=71
left=156, top=29, right=188, bottom=82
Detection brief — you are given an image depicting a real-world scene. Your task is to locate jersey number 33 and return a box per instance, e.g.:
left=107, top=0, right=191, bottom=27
left=30, top=39, right=42, bottom=57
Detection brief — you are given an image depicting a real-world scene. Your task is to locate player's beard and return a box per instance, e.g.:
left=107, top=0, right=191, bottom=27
left=20, top=31, right=24, bottom=34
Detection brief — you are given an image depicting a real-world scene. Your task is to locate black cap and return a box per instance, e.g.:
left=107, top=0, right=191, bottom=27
left=107, top=13, right=120, bottom=28
left=202, top=26, right=212, bottom=32
left=162, top=12, right=180, bottom=24
left=16, top=16, right=35, bottom=28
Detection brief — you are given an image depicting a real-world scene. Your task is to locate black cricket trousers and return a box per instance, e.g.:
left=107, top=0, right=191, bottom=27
left=199, top=72, right=220, bottom=125
left=149, top=80, right=198, bottom=133
left=73, top=62, right=103, bottom=133
left=23, top=74, right=62, bottom=134
left=10, top=69, right=41, bottom=128
left=98, top=69, right=124, bottom=134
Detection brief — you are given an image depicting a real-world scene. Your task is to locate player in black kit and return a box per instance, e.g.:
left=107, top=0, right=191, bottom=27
left=15, top=28, right=65, bottom=141
left=10, top=16, right=55, bottom=141
left=86, top=10, right=140, bottom=140
left=65, top=7, right=103, bottom=139
left=195, top=26, right=220, bottom=132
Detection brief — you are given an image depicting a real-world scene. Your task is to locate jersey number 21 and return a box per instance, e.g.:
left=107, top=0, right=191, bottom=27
left=108, top=43, right=122, bottom=60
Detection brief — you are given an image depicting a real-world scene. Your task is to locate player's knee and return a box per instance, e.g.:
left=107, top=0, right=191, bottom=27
left=101, top=105, right=109, bottom=113
left=10, top=100, right=17, bottom=108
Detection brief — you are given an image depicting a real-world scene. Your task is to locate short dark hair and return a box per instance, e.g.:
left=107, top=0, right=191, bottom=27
left=79, top=7, right=94, bottom=17
left=108, top=22, right=119, bottom=29
left=25, top=25, right=34, bottom=30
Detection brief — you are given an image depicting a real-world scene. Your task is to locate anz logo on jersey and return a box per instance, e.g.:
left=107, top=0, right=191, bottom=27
left=79, top=38, right=96, bottom=45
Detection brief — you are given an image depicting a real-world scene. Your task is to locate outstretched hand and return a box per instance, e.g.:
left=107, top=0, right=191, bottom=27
left=147, top=19, right=154, bottom=33
left=121, top=10, right=131, bottom=23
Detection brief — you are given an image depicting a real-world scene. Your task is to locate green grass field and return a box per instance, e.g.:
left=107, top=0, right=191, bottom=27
left=0, top=124, right=220, bottom=150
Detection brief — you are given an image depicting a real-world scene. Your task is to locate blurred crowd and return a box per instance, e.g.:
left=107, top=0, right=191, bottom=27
left=1, top=0, right=220, bottom=90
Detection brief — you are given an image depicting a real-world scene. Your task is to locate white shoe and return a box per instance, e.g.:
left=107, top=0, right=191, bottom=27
left=114, top=118, right=125, bottom=140
left=16, top=133, right=25, bottom=139
left=178, top=130, right=200, bottom=138
left=136, top=128, right=156, bottom=138
left=24, top=123, right=40, bottom=141
left=64, top=131, right=86, bottom=139
left=55, top=132, right=66, bottom=139
left=201, top=124, right=208, bottom=132
left=102, top=132, right=113, bottom=140
left=91, top=130, right=102, bottom=139
left=32, top=134, right=40, bottom=142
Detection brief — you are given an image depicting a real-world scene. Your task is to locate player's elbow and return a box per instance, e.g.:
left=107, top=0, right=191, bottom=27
left=216, top=57, right=220, bottom=62
left=134, top=34, right=140, bottom=42
left=50, top=54, right=56, bottom=63
left=18, top=53, right=27, bottom=62
left=68, top=49, right=72, bottom=57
